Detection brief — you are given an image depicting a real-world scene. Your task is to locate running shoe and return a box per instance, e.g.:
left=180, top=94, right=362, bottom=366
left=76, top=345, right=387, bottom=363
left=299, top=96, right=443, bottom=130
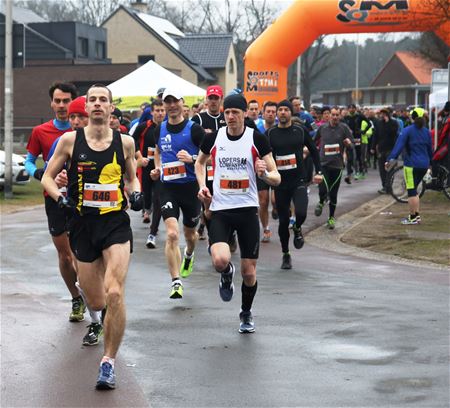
left=96, top=362, right=116, bottom=390
left=314, top=202, right=324, bottom=217
left=145, top=233, right=156, bottom=249
left=271, top=209, right=279, bottom=220
left=401, top=215, right=421, bottom=225
left=197, top=224, right=206, bottom=240
left=83, top=323, right=103, bottom=346
left=261, top=228, right=271, bottom=243
left=228, top=231, right=237, bottom=253
left=281, top=253, right=292, bottom=269
left=180, top=252, right=194, bottom=278
left=327, top=217, right=336, bottom=230
left=354, top=172, right=361, bottom=180
left=344, top=176, right=352, bottom=184
left=69, top=296, right=86, bottom=322
left=288, top=216, right=295, bottom=229
left=377, top=188, right=387, bottom=194
left=219, top=266, right=234, bottom=302
left=239, top=311, right=255, bottom=333
left=359, top=173, right=366, bottom=180
left=169, top=280, right=183, bottom=299
left=293, top=226, right=304, bottom=249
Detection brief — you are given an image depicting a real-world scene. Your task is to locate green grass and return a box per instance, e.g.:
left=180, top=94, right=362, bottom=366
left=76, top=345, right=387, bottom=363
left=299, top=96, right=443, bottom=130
left=1, top=158, right=44, bottom=210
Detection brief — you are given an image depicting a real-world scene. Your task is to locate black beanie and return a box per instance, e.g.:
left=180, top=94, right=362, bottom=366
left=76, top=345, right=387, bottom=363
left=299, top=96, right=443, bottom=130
left=444, top=101, right=450, bottom=112
left=112, top=108, right=122, bottom=121
left=223, top=94, right=247, bottom=111
left=277, top=99, right=294, bottom=114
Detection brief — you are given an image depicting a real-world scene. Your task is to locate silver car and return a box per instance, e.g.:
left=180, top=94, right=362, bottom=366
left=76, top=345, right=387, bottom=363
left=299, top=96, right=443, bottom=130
left=0, top=150, right=30, bottom=188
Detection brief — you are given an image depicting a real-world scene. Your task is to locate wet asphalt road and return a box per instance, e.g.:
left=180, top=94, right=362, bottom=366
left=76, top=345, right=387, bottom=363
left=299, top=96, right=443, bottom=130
left=1, top=171, right=449, bottom=407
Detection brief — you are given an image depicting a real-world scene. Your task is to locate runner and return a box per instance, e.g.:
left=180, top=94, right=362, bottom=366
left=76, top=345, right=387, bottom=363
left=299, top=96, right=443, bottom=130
left=24, top=82, right=84, bottom=322
left=256, top=101, right=278, bottom=242
left=268, top=100, right=322, bottom=269
left=386, top=108, right=432, bottom=224
left=314, top=107, right=354, bottom=229
left=195, top=93, right=281, bottom=333
left=134, top=99, right=166, bottom=248
left=42, top=83, right=143, bottom=390
left=191, top=85, right=227, bottom=242
left=150, top=88, right=205, bottom=299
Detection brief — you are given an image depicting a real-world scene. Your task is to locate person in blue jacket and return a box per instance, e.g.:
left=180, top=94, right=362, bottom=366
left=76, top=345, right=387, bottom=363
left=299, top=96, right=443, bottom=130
left=386, top=108, right=432, bottom=225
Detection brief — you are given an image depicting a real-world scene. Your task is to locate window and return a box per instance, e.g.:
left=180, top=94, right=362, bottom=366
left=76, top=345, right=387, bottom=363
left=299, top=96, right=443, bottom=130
left=228, top=59, right=235, bottom=74
left=397, top=89, right=406, bottom=104
left=138, top=55, right=155, bottom=65
left=374, top=91, right=382, bottom=104
left=78, top=37, right=88, bottom=58
left=95, top=41, right=106, bottom=59
left=385, top=90, right=394, bottom=104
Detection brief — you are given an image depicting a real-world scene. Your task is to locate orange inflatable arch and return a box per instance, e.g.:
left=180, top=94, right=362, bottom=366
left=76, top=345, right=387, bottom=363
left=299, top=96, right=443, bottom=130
left=244, top=0, right=450, bottom=105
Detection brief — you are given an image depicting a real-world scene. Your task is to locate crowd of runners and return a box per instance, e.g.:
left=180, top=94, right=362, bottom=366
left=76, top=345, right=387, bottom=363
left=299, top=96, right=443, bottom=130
left=25, top=81, right=448, bottom=390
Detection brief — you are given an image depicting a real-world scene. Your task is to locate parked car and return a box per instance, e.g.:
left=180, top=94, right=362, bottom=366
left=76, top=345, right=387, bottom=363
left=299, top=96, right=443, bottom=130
left=0, top=150, right=30, bottom=189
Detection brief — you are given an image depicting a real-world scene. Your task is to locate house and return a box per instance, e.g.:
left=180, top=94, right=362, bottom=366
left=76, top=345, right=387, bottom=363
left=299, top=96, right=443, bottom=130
left=0, top=6, right=136, bottom=133
left=101, top=2, right=237, bottom=94
left=321, top=51, right=439, bottom=109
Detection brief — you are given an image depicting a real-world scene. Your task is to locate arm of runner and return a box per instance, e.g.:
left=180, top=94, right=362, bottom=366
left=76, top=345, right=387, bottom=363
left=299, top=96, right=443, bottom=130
left=257, top=153, right=281, bottom=187
left=195, top=151, right=212, bottom=204
left=135, top=150, right=149, bottom=168
left=123, top=135, right=140, bottom=193
left=41, top=133, right=74, bottom=201
left=150, top=146, right=162, bottom=180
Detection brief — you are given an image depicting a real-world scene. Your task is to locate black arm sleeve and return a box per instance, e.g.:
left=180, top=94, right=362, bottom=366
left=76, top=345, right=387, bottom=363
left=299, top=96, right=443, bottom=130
left=304, top=131, right=322, bottom=173
left=200, top=131, right=217, bottom=154
left=191, top=123, right=206, bottom=148
left=253, top=130, right=271, bottom=157
left=133, top=122, right=147, bottom=152
left=154, top=124, right=161, bottom=147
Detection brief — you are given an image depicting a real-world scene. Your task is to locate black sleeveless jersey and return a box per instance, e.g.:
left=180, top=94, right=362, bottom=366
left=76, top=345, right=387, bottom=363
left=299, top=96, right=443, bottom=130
left=68, top=129, right=127, bottom=216
left=191, top=111, right=226, bottom=131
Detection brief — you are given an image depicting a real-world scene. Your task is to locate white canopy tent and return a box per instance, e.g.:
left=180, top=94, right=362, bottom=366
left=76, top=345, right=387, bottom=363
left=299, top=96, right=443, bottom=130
left=108, top=60, right=205, bottom=110
left=429, top=87, right=448, bottom=109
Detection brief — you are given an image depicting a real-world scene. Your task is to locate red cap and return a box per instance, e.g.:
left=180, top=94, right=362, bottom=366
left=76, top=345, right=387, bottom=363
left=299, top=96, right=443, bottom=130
left=68, top=96, right=88, bottom=117
left=206, top=85, right=223, bottom=98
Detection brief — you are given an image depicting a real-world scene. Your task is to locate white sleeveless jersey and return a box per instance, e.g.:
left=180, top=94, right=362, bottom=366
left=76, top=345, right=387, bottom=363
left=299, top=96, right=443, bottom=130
left=210, top=127, right=260, bottom=211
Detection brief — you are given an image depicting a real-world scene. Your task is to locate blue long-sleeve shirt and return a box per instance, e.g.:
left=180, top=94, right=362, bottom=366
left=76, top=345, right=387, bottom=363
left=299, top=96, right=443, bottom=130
left=388, top=124, right=432, bottom=169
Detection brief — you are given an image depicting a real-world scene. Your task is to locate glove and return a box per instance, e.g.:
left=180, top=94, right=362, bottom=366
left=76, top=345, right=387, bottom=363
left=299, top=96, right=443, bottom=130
left=57, top=195, right=76, bottom=214
left=34, top=168, right=45, bottom=181
left=129, top=191, right=143, bottom=211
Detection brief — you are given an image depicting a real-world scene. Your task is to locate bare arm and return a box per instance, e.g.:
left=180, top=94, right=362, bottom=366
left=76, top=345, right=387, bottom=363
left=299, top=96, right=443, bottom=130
left=256, top=153, right=281, bottom=187
left=195, top=151, right=212, bottom=205
left=150, top=146, right=162, bottom=180
left=123, top=135, right=140, bottom=193
left=41, top=132, right=75, bottom=201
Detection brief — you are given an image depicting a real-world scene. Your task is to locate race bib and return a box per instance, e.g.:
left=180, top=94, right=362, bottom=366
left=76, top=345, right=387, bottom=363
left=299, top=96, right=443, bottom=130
left=219, top=173, right=250, bottom=194
left=83, top=183, right=118, bottom=208
left=354, top=138, right=361, bottom=146
left=162, top=161, right=187, bottom=181
left=324, top=144, right=340, bottom=156
left=276, top=153, right=297, bottom=170
left=207, top=165, right=214, bottom=181
left=147, top=147, right=155, bottom=160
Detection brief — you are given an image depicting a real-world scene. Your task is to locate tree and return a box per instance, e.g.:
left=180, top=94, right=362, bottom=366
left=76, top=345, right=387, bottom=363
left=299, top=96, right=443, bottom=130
left=417, top=32, right=449, bottom=67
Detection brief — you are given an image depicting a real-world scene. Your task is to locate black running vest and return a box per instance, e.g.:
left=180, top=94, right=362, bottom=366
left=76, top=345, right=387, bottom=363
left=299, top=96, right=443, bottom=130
left=68, top=129, right=127, bottom=216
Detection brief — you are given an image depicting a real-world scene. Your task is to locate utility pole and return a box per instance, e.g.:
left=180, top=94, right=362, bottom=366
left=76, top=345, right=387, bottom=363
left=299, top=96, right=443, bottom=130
left=355, top=34, right=359, bottom=106
left=296, top=55, right=301, bottom=100
left=4, top=0, right=14, bottom=198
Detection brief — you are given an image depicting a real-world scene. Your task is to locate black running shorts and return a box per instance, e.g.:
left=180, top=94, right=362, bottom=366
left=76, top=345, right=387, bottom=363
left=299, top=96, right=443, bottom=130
left=45, top=195, right=68, bottom=236
left=209, top=207, right=260, bottom=259
left=159, top=181, right=201, bottom=228
left=68, top=210, right=133, bottom=262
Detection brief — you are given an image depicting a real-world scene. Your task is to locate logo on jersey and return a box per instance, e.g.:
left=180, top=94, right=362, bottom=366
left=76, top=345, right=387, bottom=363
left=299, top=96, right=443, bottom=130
left=160, top=133, right=172, bottom=152
left=218, top=157, right=247, bottom=170
left=337, top=1, right=408, bottom=24
left=161, top=201, right=173, bottom=210
left=79, top=153, right=87, bottom=160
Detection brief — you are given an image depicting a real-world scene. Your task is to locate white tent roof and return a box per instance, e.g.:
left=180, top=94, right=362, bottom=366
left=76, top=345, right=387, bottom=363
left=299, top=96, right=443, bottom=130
left=108, top=60, right=205, bottom=98
left=429, top=87, right=448, bottom=109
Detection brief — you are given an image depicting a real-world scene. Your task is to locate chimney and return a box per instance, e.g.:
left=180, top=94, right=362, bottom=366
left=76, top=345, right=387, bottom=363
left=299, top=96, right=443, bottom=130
left=130, top=0, right=148, bottom=13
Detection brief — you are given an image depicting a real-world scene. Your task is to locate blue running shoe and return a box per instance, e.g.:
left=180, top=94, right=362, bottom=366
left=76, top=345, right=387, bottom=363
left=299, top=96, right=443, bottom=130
left=219, top=265, right=234, bottom=302
left=239, top=311, right=255, bottom=333
left=96, top=362, right=116, bottom=390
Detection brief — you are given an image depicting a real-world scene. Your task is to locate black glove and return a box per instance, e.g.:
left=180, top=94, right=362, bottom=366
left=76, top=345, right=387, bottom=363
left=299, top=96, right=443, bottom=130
left=57, top=195, right=76, bottom=214
left=129, top=191, right=143, bottom=211
left=34, top=168, right=45, bottom=181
